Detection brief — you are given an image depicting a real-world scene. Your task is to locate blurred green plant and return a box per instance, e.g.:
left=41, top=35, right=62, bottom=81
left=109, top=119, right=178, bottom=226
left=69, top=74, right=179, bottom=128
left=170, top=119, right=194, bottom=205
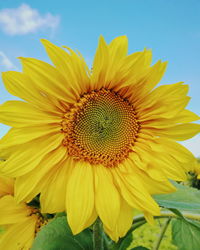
left=128, top=219, right=177, bottom=250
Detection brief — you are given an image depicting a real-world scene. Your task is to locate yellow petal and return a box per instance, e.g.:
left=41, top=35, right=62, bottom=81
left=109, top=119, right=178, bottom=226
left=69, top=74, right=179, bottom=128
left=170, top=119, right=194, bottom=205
left=1, top=133, right=63, bottom=177
left=146, top=165, right=167, bottom=181
left=113, top=161, right=160, bottom=215
left=63, top=46, right=91, bottom=92
left=41, top=39, right=90, bottom=95
left=114, top=49, right=152, bottom=92
left=103, top=200, right=134, bottom=242
left=137, top=82, right=190, bottom=119
left=126, top=60, right=166, bottom=104
left=138, top=109, right=199, bottom=129
left=2, top=71, right=41, bottom=104
left=128, top=152, right=148, bottom=171
left=0, top=216, right=36, bottom=250
left=141, top=81, right=188, bottom=106
left=40, top=157, right=72, bottom=213
left=92, top=36, right=129, bottom=90
left=131, top=165, right=176, bottom=195
left=103, top=226, right=119, bottom=242
left=94, top=165, right=120, bottom=231
left=139, top=60, right=168, bottom=96
left=119, top=156, right=176, bottom=195
left=139, top=137, right=196, bottom=173
left=15, top=146, right=66, bottom=203
left=106, top=36, right=128, bottom=84
left=132, top=141, right=153, bottom=164
left=0, top=125, right=60, bottom=150
left=156, top=123, right=200, bottom=141
left=133, top=140, right=187, bottom=181
left=0, top=101, right=61, bottom=127
left=0, top=176, right=14, bottom=197
left=156, top=138, right=196, bottom=165
left=108, top=36, right=128, bottom=59
left=143, top=211, right=155, bottom=225
left=91, top=36, right=109, bottom=89
left=2, top=71, right=66, bottom=113
left=0, top=195, right=29, bottom=224
left=19, top=57, right=76, bottom=103
left=169, top=109, right=200, bottom=123
left=154, top=153, right=187, bottom=181
left=138, top=97, right=190, bottom=120
left=83, top=208, right=98, bottom=229
left=115, top=199, right=134, bottom=238
left=66, top=161, right=94, bottom=234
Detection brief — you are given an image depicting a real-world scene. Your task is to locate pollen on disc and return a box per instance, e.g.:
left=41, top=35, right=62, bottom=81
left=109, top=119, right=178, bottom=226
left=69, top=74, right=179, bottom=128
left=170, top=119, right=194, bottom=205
left=62, top=88, right=140, bottom=167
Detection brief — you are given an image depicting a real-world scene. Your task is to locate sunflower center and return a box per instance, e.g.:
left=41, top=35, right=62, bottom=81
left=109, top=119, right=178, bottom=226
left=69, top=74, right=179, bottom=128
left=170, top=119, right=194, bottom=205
left=62, top=88, right=139, bottom=167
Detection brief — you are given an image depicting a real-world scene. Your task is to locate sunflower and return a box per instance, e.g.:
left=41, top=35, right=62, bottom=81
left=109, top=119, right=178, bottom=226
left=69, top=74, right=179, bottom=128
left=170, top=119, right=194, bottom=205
left=0, top=36, right=199, bottom=241
left=0, top=176, right=47, bottom=250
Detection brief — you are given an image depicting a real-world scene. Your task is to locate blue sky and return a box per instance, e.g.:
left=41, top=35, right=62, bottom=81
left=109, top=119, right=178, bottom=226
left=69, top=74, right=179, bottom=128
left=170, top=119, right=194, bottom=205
left=0, top=0, right=199, bottom=156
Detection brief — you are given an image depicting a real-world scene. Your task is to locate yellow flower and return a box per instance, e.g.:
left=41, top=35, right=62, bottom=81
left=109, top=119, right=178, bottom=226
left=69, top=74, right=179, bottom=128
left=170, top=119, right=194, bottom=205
left=0, top=176, right=47, bottom=250
left=0, top=36, right=199, bottom=241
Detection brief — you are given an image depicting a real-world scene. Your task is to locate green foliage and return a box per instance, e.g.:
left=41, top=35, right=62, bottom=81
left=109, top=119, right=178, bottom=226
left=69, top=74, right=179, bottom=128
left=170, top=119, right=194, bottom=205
left=131, top=247, right=149, bottom=250
left=112, top=233, right=133, bottom=250
left=128, top=219, right=177, bottom=250
left=167, top=209, right=200, bottom=250
left=154, top=182, right=200, bottom=213
left=172, top=218, right=200, bottom=250
left=31, top=216, right=93, bottom=250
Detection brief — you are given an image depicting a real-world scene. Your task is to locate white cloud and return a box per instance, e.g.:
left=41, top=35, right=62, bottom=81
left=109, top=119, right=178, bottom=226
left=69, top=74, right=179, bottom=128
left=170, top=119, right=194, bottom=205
left=0, top=4, right=60, bottom=35
left=0, top=51, right=17, bottom=70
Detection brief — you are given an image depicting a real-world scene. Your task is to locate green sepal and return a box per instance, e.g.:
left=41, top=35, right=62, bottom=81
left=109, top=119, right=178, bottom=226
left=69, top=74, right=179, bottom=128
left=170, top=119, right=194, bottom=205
left=112, top=233, right=133, bottom=250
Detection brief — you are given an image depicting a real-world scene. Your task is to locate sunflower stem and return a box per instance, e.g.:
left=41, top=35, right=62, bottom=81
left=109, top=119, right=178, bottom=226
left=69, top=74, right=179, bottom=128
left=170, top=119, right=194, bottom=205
left=93, top=218, right=103, bottom=250
left=152, top=218, right=171, bottom=250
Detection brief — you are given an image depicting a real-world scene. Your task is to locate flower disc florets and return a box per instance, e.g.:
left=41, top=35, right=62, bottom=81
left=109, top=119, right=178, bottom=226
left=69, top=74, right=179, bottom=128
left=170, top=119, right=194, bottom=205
left=62, top=88, right=140, bottom=167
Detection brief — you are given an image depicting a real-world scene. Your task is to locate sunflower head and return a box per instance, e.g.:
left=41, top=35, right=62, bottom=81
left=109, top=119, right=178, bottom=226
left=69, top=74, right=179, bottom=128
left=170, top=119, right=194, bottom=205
left=0, top=35, right=199, bottom=241
left=62, top=88, right=139, bottom=167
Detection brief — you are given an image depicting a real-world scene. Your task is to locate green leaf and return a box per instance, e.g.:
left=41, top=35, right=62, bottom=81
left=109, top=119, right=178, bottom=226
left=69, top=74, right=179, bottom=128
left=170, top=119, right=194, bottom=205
left=187, top=219, right=200, bottom=230
left=130, top=247, right=149, bottom=250
left=31, top=216, right=93, bottom=250
left=118, top=233, right=133, bottom=250
left=172, top=218, right=200, bottom=250
left=109, top=220, right=147, bottom=250
left=111, top=233, right=133, bottom=250
left=55, top=212, right=66, bottom=218
left=168, top=208, right=185, bottom=218
left=154, top=182, right=200, bottom=212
